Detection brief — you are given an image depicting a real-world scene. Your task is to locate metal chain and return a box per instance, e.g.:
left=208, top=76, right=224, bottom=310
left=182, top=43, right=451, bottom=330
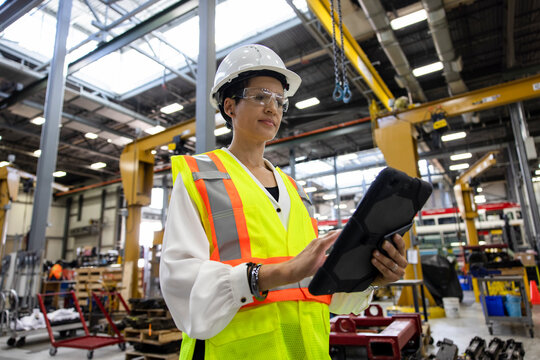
left=330, top=0, right=343, bottom=102
left=337, top=0, right=351, bottom=103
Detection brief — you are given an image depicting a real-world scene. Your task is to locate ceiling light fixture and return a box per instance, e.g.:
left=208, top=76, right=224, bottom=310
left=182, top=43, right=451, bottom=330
left=53, top=171, right=66, bottom=177
left=33, top=149, right=41, bottom=157
left=442, top=132, right=467, bottom=142
left=85, top=132, right=98, bottom=139
left=322, top=194, right=337, bottom=200
left=449, top=163, right=469, bottom=171
left=214, top=127, right=231, bottom=136
left=339, top=153, right=358, bottom=161
left=412, top=61, right=443, bottom=77
left=477, top=187, right=483, bottom=193
left=144, top=125, right=165, bottom=135
left=30, top=116, right=45, bottom=125
left=295, top=97, right=320, bottom=109
left=390, top=9, right=427, bottom=30
left=150, top=150, right=157, bottom=155
left=295, top=156, right=307, bottom=162
left=0, top=161, right=9, bottom=167
left=90, top=162, right=107, bottom=170
left=297, top=180, right=307, bottom=186
left=474, top=195, right=486, bottom=204
left=304, top=186, right=317, bottom=193
left=450, top=152, right=472, bottom=161
left=160, top=103, right=184, bottom=114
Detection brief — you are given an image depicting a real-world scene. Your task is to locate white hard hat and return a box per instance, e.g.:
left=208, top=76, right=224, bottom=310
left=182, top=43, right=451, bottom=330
left=210, top=44, right=302, bottom=109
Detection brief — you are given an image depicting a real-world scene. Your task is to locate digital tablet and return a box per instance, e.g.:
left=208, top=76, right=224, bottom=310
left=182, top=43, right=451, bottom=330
left=308, top=167, right=432, bottom=295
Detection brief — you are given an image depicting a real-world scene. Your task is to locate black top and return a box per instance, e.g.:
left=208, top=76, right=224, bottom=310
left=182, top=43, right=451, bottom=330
left=265, top=186, right=279, bottom=201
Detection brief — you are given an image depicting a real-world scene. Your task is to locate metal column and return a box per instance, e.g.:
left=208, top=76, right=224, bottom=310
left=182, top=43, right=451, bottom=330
left=28, top=0, right=72, bottom=252
left=289, top=148, right=296, bottom=179
left=509, top=102, right=540, bottom=251
left=61, top=197, right=72, bottom=259
left=195, top=0, right=216, bottom=154
left=333, top=156, right=342, bottom=229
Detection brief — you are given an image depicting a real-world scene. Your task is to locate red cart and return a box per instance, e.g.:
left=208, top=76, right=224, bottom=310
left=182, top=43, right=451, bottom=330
left=37, top=290, right=126, bottom=359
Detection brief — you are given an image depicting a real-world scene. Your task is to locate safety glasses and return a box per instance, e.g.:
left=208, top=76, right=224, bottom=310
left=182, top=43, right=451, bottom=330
left=234, top=88, right=289, bottom=112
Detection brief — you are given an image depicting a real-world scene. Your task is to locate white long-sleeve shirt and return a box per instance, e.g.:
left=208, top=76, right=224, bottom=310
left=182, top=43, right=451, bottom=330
left=160, top=149, right=373, bottom=339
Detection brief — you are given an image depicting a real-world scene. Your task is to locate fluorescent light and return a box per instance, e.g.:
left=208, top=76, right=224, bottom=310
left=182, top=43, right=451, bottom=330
left=33, top=149, right=41, bottom=157
left=318, top=215, right=328, bottom=220
left=160, top=103, right=183, bottom=114
left=474, top=195, right=486, bottom=204
left=533, top=177, right=540, bottom=182
left=450, top=152, right=472, bottom=161
left=0, top=161, right=9, bottom=167
left=449, top=163, right=469, bottom=171
left=334, top=204, right=347, bottom=209
left=441, top=132, right=467, bottom=142
left=295, top=97, right=320, bottom=109
left=107, top=139, right=112, bottom=143
left=150, top=150, right=157, bottom=155
left=297, top=180, right=306, bottom=186
left=30, top=116, right=45, bottom=125
left=90, top=162, right=106, bottom=170
left=450, top=242, right=465, bottom=247
left=214, top=127, right=231, bottom=136
left=350, top=209, right=356, bottom=214
left=535, top=170, right=540, bottom=175
left=477, top=187, right=483, bottom=193
left=412, top=61, right=443, bottom=77
left=295, top=156, right=307, bottom=162
left=390, top=9, right=427, bottom=30
left=53, top=171, right=66, bottom=177
left=160, top=145, right=169, bottom=151
left=323, top=194, right=337, bottom=200
left=85, top=132, right=98, bottom=139
left=304, top=186, right=317, bottom=193
left=144, top=125, right=165, bottom=135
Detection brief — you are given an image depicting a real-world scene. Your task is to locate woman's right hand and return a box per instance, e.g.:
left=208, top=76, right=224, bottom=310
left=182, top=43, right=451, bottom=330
left=258, top=230, right=341, bottom=291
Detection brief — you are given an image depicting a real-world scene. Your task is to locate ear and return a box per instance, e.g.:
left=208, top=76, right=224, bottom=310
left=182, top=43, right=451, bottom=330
left=223, top=98, right=236, bottom=117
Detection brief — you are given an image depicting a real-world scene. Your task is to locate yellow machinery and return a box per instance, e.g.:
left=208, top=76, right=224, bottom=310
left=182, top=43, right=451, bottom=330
left=119, top=119, right=198, bottom=298
left=0, top=167, right=20, bottom=266
left=453, top=151, right=498, bottom=246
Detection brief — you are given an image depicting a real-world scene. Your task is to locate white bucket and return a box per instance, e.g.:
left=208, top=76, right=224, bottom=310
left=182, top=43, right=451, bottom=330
left=442, top=297, right=460, bottom=318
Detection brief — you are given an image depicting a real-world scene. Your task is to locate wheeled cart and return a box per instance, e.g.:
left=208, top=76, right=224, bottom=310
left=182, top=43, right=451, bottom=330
left=37, top=290, right=126, bottom=359
left=477, top=275, right=534, bottom=338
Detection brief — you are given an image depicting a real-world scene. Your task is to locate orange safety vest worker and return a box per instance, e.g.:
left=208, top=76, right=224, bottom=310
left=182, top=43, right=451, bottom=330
left=171, top=149, right=332, bottom=360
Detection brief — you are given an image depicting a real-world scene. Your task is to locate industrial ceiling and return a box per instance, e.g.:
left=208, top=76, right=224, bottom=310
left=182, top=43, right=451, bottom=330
left=0, top=0, right=539, bottom=197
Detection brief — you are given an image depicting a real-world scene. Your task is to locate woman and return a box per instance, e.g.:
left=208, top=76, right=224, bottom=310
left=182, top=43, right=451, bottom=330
left=160, top=44, right=408, bottom=360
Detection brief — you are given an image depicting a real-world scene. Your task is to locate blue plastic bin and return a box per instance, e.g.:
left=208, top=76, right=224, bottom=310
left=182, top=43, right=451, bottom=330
left=504, top=295, right=522, bottom=317
left=458, top=275, right=473, bottom=290
left=484, top=295, right=505, bottom=316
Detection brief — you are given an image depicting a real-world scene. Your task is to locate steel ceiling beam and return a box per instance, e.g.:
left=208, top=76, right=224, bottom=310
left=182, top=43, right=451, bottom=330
left=0, top=0, right=44, bottom=33
left=0, top=0, right=193, bottom=111
left=0, top=122, right=119, bottom=162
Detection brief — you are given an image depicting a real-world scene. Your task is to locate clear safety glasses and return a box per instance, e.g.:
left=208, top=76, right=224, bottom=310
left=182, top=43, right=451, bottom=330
left=234, top=88, right=289, bottom=112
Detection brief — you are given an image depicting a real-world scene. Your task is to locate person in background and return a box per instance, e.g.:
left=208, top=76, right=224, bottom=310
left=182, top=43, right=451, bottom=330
left=160, top=44, right=408, bottom=360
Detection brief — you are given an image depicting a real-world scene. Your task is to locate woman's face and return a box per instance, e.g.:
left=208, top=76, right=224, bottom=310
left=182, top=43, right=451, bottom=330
left=224, top=76, right=285, bottom=143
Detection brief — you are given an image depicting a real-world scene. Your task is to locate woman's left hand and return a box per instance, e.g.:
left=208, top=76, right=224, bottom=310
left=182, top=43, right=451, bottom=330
left=370, top=234, right=408, bottom=287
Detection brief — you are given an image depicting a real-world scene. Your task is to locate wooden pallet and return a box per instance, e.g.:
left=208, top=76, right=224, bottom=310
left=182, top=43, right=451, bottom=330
left=124, top=327, right=182, bottom=345
left=125, top=350, right=179, bottom=360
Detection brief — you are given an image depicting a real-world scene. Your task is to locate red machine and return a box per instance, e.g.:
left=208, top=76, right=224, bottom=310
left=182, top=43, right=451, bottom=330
left=37, top=290, right=127, bottom=359
left=329, top=305, right=423, bottom=360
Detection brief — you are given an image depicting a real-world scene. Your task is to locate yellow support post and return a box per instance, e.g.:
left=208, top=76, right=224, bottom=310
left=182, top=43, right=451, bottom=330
left=119, top=119, right=199, bottom=299
left=0, top=167, right=19, bottom=265
left=306, top=0, right=394, bottom=110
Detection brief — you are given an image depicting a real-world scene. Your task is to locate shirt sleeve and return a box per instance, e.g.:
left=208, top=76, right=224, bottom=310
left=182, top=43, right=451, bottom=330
left=329, top=289, right=374, bottom=315
left=159, top=174, right=254, bottom=339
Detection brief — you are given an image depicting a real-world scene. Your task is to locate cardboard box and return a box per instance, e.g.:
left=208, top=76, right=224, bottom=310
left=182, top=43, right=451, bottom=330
left=515, top=252, right=536, bottom=267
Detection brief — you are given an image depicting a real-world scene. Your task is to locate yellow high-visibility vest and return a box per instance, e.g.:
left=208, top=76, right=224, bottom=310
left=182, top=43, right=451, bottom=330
left=171, top=149, right=332, bottom=360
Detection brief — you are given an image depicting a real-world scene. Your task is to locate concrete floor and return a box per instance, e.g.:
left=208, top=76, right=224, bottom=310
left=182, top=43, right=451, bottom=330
left=0, top=291, right=539, bottom=359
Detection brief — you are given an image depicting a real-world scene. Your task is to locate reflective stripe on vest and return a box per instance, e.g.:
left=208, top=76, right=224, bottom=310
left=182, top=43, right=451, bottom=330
left=286, top=175, right=319, bottom=236
left=179, top=152, right=330, bottom=307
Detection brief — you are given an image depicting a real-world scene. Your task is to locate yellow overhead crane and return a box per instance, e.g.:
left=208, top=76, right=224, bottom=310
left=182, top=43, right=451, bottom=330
left=120, top=119, right=197, bottom=299
left=454, top=151, right=498, bottom=246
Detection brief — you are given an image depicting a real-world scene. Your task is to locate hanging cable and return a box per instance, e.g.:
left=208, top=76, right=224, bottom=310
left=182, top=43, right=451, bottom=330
left=337, top=0, right=351, bottom=103
left=330, top=0, right=351, bottom=103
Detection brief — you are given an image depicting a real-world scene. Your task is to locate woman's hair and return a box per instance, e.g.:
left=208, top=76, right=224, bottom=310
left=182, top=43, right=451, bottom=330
left=217, top=70, right=288, bottom=129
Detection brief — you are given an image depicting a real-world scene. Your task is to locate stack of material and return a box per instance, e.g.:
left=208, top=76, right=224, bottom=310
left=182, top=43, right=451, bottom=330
left=102, top=267, right=123, bottom=290
left=124, top=298, right=181, bottom=359
left=74, top=267, right=105, bottom=306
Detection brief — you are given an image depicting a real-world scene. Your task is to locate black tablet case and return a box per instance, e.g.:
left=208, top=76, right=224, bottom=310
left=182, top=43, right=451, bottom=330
left=308, top=167, right=433, bottom=296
